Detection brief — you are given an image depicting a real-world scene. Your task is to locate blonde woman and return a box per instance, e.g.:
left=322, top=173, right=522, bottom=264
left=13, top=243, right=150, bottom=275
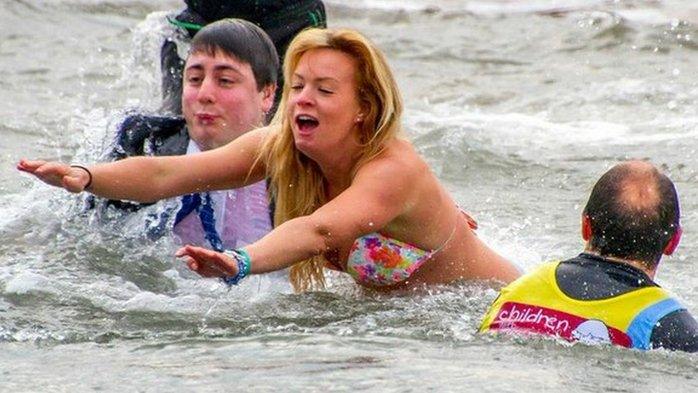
left=18, top=28, right=520, bottom=292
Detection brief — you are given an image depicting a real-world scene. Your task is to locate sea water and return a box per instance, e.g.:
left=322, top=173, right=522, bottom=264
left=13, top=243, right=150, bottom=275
left=1, top=0, right=697, bottom=391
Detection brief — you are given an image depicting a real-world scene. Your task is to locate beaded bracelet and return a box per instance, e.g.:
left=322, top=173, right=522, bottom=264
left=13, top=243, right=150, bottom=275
left=70, top=165, right=93, bottom=190
left=221, top=248, right=252, bottom=286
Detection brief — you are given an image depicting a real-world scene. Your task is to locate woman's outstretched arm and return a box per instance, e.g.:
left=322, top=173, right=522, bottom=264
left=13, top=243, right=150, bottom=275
left=18, top=128, right=269, bottom=202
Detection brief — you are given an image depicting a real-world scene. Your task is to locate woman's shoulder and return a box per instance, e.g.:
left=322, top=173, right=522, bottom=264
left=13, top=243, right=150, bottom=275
left=226, top=125, right=277, bottom=149
left=358, top=138, right=429, bottom=179
left=384, top=138, right=429, bottom=172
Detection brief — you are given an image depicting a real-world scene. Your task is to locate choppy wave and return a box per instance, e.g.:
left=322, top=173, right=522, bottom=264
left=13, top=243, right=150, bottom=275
left=328, top=0, right=698, bottom=24
left=3, top=0, right=698, bottom=390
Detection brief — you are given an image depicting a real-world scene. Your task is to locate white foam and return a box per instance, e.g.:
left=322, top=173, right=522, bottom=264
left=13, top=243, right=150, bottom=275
left=464, top=0, right=605, bottom=16
left=0, top=194, right=31, bottom=231
left=327, top=0, right=611, bottom=14
left=121, top=291, right=200, bottom=313
left=327, top=0, right=698, bottom=26
left=617, top=5, right=698, bottom=25
left=5, top=271, right=50, bottom=295
left=326, top=0, right=441, bottom=12
left=614, top=8, right=675, bottom=25
left=408, top=105, right=631, bottom=154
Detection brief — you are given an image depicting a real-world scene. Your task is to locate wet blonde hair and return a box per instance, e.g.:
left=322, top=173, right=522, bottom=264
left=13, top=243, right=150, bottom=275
left=260, top=28, right=403, bottom=292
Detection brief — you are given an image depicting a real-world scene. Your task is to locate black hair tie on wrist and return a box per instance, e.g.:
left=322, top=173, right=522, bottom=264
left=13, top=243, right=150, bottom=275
left=70, top=165, right=93, bottom=190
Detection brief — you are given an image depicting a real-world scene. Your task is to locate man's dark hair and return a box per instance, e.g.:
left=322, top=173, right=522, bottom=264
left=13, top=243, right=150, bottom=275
left=190, top=18, right=279, bottom=90
left=583, top=162, right=680, bottom=267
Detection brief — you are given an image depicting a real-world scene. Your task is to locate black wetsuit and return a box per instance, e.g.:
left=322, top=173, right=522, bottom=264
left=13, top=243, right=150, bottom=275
left=112, top=114, right=188, bottom=159
left=556, top=253, right=698, bottom=352
left=89, top=114, right=189, bottom=212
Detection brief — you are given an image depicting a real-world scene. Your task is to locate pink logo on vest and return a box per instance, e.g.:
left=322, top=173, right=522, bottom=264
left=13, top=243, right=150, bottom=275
left=489, top=302, right=631, bottom=348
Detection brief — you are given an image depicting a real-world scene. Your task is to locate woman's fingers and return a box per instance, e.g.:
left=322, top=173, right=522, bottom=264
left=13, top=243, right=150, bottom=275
left=177, top=245, right=237, bottom=278
left=174, top=246, right=189, bottom=258
left=18, top=160, right=84, bottom=191
left=33, top=162, right=67, bottom=187
left=176, top=245, right=210, bottom=259
left=187, top=259, right=199, bottom=271
left=17, top=159, right=47, bottom=173
left=179, top=254, right=213, bottom=277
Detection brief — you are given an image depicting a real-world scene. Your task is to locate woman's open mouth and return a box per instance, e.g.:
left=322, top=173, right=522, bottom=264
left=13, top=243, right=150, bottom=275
left=295, top=114, right=319, bottom=133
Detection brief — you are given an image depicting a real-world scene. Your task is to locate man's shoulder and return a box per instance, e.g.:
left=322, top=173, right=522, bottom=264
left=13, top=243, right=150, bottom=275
left=93, top=114, right=188, bottom=212
left=651, top=307, right=698, bottom=352
left=113, top=114, right=188, bottom=158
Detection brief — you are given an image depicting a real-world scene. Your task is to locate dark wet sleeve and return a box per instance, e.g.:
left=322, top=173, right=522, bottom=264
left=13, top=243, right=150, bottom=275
left=113, top=115, right=187, bottom=158
left=650, top=309, right=698, bottom=353
left=160, top=39, right=184, bottom=115
left=94, top=116, right=187, bottom=212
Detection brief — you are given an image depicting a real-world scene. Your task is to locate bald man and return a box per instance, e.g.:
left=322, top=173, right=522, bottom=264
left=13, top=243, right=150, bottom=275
left=480, top=161, right=698, bottom=352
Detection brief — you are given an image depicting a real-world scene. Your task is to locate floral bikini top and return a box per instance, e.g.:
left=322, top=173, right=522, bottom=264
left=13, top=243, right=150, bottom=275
left=345, top=227, right=456, bottom=287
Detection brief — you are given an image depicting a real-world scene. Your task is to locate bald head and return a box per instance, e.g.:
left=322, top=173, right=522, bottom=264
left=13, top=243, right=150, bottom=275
left=614, top=160, right=663, bottom=212
left=583, top=161, right=680, bottom=267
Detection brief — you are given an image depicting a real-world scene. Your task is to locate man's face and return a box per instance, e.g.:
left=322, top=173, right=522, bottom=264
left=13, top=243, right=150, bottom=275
left=182, top=50, right=275, bottom=151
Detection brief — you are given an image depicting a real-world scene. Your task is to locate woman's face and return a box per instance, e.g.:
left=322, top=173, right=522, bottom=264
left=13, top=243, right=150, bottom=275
left=288, top=48, right=364, bottom=161
left=182, top=51, right=274, bottom=151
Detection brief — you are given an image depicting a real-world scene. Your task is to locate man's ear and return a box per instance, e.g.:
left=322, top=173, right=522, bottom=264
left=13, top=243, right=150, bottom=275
left=663, top=226, right=682, bottom=256
left=582, top=214, right=592, bottom=241
left=260, top=84, right=277, bottom=113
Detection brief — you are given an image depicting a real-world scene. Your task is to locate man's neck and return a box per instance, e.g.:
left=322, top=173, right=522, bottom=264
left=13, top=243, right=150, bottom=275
left=583, top=247, right=657, bottom=279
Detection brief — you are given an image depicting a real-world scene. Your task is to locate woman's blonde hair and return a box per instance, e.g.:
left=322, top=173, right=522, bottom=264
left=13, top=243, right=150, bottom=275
left=260, top=28, right=404, bottom=292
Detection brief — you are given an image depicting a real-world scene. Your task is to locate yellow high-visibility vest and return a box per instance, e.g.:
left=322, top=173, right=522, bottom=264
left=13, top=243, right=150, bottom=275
left=479, top=261, right=684, bottom=349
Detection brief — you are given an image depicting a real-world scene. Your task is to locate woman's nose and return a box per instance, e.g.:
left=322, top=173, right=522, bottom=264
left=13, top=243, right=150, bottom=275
left=293, top=87, right=314, bottom=107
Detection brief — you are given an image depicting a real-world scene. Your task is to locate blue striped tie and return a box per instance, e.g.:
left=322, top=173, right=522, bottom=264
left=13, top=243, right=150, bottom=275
left=173, top=193, right=224, bottom=251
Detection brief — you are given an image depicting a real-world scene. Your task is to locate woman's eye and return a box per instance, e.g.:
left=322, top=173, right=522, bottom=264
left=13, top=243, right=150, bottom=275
left=319, top=88, right=334, bottom=94
left=291, top=84, right=303, bottom=91
left=186, top=76, right=202, bottom=84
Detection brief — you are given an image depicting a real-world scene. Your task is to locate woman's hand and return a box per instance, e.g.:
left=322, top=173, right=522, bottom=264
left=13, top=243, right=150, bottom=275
left=17, top=159, right=90, bottom=193
left=176, top=245, right=238, bottom=278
